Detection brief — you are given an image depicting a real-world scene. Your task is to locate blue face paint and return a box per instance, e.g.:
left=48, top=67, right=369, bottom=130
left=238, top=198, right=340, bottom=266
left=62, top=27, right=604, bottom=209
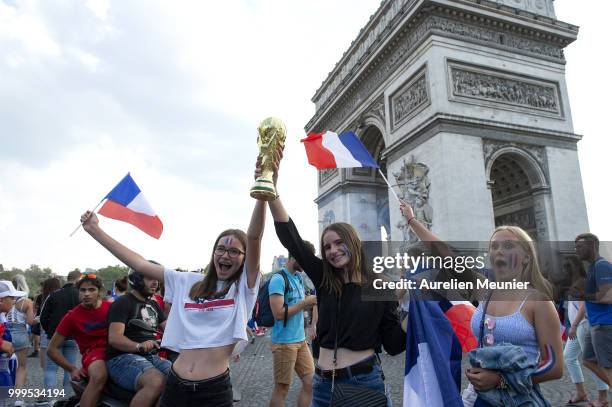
left=509, top=252, right=516, bottom=272
left=223, top=236, right=234, bottom=246
left=341, top=244, right=351, bottom=259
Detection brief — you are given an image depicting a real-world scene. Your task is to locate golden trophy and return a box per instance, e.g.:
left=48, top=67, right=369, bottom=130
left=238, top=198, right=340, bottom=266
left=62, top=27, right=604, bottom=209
left=250, top=117, right=286, bottom=200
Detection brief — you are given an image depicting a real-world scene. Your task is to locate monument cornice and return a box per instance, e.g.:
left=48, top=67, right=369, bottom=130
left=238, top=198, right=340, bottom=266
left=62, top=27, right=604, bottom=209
left=307, top=0, right=579, bottom=133
left=382, top=113, right=582, bottom=161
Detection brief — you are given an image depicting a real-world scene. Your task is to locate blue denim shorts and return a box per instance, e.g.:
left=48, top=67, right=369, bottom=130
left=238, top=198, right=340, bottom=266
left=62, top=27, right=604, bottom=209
left=107, top=353, right=171, bottom=391
left=6, top=323, right=29, bottom=351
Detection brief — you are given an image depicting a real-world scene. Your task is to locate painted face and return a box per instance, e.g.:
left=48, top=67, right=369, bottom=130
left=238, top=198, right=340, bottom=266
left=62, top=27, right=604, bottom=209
left=489, top=230, right=529, bottom=281
left=142, top=276, right=159, bottom=296
left=79, top=282, right=100, bottom=308
left=213, top=234, right=245, bottom=281
left=322, top=230, right=351, bottom=270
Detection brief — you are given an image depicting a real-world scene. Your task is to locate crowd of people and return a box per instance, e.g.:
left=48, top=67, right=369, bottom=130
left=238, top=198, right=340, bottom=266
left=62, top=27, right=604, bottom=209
left=0, top=157, right=610, bottom=407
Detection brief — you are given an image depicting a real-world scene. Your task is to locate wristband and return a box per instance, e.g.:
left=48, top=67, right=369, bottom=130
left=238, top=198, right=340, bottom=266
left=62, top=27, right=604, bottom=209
left=136, top=343, right=142, bottom=352
left=496, top=373, right=507, bottom=390
left=407, top=216, right=416, bottom=225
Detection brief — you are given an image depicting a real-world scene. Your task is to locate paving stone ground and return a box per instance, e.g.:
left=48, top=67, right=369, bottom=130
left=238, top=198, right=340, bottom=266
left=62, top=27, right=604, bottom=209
left=5, top=338, right=610, bottom=406
left=231, top=334, right=610, bottom=407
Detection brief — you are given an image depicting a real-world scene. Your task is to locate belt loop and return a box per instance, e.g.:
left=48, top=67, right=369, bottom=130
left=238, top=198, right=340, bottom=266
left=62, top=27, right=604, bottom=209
left=346, top=365, right=352, bottom=379
left=193, top=382, right=196, bottom=392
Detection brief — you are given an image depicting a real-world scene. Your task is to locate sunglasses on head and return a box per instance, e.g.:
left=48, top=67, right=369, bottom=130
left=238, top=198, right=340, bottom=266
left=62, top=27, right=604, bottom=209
left=80, top=273, right=98, bottom=280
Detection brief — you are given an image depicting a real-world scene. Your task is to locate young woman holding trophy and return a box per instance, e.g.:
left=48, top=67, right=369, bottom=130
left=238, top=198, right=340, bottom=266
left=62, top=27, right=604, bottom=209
left=80, top=117, right=285, bottom=406
left=265, top=158, right=407, bottom=406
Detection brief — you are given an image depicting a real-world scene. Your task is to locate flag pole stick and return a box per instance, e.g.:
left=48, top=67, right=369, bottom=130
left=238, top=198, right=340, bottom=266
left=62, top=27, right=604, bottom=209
left=69, top=199, right=104, bottom=237
left=377, top=168, right=402, bottom=205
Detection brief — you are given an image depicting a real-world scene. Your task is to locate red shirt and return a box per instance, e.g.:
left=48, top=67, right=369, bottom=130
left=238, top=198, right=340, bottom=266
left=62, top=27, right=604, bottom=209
left=56, top=301, right=111, bottom=356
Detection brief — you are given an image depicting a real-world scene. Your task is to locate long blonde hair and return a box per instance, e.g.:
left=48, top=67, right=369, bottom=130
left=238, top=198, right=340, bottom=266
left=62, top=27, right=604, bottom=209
left=490, top=225, right=553, bottom=300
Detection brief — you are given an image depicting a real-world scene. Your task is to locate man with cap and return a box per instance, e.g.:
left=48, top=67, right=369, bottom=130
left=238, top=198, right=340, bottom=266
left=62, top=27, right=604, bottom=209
left=106, top=268, right=169, bottom=407
left=47, top=274, right=111, bottom=407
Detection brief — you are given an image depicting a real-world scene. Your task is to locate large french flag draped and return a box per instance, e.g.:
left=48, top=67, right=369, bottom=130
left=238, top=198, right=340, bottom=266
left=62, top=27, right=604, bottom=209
left=301, top=130, right=378, bottom=169
left=404, top=299, right=464, bottom=407
left=98, top=173, right=163, bottom=239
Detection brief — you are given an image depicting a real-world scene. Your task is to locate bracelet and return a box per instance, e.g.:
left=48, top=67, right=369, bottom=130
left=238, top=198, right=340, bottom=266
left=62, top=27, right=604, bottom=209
left=407, top=216, right=416, bottom=225
left=496, top=373, right=507, bottom=390
left=136, top=343, right=141, bottom=352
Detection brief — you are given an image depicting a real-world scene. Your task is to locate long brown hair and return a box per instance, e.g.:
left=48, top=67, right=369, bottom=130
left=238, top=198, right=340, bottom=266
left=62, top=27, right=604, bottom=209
left=189, top=229, right=247, bottom=300
left=320, top=222, right=371, bottom=296
left=490, top=225, right=553, bottom=299
left=42, top=277, right=61, bottom=302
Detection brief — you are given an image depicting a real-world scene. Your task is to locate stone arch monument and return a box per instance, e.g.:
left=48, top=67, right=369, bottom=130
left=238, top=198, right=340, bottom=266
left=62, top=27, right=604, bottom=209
left=307, top=0, right=588, bottom=246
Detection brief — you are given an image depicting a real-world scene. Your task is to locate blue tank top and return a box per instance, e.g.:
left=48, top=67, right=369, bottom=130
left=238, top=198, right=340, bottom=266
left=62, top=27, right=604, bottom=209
left=471, top=295, right=540, bottom=363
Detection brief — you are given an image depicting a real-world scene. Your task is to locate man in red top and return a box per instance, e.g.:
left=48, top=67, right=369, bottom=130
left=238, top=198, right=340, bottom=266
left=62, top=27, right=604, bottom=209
left=47, top=274, right=111, bottom=407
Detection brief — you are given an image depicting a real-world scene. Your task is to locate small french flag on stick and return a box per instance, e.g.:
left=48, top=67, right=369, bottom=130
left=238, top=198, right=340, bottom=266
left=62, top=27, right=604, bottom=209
left=98, top=173, right=163, bottom=239
left=301, top=130, right=402, bottom=204
left=301, top=130, right=378, bottom=170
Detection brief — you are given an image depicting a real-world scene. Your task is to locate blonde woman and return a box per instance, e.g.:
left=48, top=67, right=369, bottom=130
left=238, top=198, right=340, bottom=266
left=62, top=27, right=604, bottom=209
left=7, top=274, right=35, bottom=398
left=400, top=202, right=563, bottom=406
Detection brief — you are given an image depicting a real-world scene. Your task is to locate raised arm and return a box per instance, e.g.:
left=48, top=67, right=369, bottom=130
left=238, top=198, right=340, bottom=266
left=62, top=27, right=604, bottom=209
left=81, top=211, right=164, bottom=282
left=400, top=200, right=442, bottom=243
left=245, top=200, right=266, bottom=288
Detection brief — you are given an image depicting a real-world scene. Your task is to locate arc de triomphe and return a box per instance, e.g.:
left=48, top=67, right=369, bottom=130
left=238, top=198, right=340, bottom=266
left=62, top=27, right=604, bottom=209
left=307, top=0, right=588, bottom=252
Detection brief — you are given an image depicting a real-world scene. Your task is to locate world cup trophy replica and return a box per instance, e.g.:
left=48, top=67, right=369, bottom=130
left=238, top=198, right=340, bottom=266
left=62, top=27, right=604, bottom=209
left=250, top=117, right=286, bottom=200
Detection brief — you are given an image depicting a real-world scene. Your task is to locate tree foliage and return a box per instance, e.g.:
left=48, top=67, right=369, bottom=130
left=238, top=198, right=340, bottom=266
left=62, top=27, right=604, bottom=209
left=96, top=265, right=130, bottom=294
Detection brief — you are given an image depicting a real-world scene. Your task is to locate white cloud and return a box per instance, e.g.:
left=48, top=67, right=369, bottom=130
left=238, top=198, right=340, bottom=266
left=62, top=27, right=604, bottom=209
left=0, top=0, right=610, bottom=275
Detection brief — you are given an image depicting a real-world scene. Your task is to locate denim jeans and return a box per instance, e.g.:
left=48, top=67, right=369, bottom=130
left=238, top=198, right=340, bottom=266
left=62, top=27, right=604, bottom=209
left=45, top=339, right=78, bottom=388
left=107, top=353, right=171, bottom=391
left=6, top=323, right=28, bottom=351
left=311, top=362, right=391, bottom=407
left=564, top=319, right=609, bottom=391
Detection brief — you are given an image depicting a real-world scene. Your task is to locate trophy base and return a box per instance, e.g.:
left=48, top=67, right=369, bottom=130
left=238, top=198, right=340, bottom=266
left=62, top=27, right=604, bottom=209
left=250, top=179, right=277, bottom=201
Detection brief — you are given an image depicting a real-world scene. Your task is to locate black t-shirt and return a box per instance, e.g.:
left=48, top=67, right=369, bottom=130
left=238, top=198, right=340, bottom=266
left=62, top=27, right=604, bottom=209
left=106, top=292, right=166, bottom=359
left=274, top=218, right=406, bottom=355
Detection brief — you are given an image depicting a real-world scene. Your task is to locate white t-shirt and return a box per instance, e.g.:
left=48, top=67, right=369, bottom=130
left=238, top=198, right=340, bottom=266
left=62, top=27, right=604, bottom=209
left=161, top=267, right=260, bottom=355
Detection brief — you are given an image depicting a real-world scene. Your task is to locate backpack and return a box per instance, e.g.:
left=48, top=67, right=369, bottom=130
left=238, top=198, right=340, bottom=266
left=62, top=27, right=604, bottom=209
left=255, top=271, right=292, bottom=328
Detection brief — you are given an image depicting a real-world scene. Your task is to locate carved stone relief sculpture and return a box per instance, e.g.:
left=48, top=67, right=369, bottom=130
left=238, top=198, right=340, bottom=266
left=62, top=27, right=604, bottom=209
left=393, top=156, right=433, bottom=247
left=319, top=209, right=336, bottom=228
left=319, top=168, right=338, bottom=186
left=449, top=63, right=561, bottom=116
left=390, top=67, right=430, bottom=129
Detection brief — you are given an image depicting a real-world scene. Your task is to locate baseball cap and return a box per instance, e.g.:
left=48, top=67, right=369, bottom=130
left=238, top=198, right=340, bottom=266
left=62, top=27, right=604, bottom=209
left=0, top=280, right=27, bottom=298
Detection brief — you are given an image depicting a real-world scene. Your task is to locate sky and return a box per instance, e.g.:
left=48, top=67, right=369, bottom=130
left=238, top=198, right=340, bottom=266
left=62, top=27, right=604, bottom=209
left=0, top=0, right=610, bottom=276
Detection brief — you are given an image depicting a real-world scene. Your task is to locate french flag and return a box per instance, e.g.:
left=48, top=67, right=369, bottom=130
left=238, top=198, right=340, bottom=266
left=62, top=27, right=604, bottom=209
left=98, top=173, right=163, bottom=239
left=404, top=299, right=464, bottom=407
left=439, top=300, right=477, bottom=353
left=301, top=130, right=378, bottom=169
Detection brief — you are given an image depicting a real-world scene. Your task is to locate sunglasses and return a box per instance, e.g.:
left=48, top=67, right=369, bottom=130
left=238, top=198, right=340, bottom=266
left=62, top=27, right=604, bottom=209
left=80, top=273, right=98, bottom=280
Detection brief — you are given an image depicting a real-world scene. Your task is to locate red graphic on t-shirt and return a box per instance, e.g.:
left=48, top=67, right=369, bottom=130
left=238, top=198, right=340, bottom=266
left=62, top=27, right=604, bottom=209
left=184, top=299, right=235, bottom=311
